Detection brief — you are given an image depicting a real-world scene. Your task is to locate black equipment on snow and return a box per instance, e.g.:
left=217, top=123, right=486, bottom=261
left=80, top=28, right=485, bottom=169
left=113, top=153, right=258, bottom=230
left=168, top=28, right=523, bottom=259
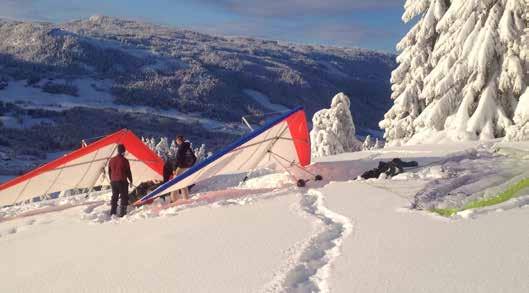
left=361, top=158, right=418, bottom=180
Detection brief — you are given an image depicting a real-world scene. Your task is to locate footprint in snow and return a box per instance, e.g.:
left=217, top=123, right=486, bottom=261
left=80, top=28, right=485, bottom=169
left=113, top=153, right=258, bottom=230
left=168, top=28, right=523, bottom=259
left=83, top=205, right=97, bottom=214
left=0, top=227, right=17, bottom=237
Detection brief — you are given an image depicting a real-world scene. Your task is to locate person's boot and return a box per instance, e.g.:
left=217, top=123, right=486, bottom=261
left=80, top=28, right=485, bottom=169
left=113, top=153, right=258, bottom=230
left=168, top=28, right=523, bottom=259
left=110, top=205, right=117, bottom=216
left=119, top=205, right=128, bottom=217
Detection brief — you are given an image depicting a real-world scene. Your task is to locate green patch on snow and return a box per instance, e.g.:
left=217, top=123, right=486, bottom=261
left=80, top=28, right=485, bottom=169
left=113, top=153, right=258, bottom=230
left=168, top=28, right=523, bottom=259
left=431, top=208, right=459, bottom=217
left=463, top=177, right=529, bottom=209
left=431, top=177, right=529, bottom=217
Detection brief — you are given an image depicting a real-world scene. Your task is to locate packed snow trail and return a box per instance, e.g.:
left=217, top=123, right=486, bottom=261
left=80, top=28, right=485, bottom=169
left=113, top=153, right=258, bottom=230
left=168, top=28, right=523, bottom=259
left=278, top=189, right=352, bottom=293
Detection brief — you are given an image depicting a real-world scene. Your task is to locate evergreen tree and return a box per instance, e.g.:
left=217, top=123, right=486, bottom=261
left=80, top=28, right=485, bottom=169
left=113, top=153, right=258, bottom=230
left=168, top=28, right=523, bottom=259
left=148, top=137, right=157, bottom=151
left=380, top=0, right=448, bottom=145
left=193, top=144, right=208, bottom=162
left=310, top=92, right=362, bottom=158
left=382, top=0, right=529, bottom=144
left=155, top=137, right=170, bottom=160
left=143, top=136, right=208, bottom=162
left=168, top=140, right=178, bottom=159
left=362, top=135, right=375, bottom=150
left=373, top=138, right=384, bottom=150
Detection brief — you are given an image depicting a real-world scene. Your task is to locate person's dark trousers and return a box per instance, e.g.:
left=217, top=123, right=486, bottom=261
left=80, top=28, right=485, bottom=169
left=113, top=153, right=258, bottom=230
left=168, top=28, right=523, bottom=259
left=110, top=181, right=129, bottom=217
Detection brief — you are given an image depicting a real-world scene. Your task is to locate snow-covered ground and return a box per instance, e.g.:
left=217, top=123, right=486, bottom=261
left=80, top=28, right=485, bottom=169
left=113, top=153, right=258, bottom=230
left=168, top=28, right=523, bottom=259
left=1, top=79, right=245, bottom=134
left=0, top=79, right=114, bottom=107
left=243, top=89, right=290, bottom=112
left=0, top=115, right=54, bottom=129
left=325, top=181, right=529, bottom=293
left=1, top=142, right=528, bottom=292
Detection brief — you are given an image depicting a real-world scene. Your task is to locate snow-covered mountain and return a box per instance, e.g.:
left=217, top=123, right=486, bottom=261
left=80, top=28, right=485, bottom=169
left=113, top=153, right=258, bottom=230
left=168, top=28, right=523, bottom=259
left=381, top=0, right=529, bottom=145
left=0, top=16, right=395, bottom=174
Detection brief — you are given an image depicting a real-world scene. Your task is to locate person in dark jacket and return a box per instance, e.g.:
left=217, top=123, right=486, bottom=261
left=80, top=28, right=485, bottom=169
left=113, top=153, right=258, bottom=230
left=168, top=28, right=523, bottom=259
left=108, top=144, right=133, bottom=217
left=170, top=135, right=196, bottom=202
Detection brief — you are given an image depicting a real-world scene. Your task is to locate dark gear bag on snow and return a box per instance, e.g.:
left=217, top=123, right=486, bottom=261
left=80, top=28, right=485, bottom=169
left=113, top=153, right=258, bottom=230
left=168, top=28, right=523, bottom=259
left=129, top=181, right=163, bottom=204
left=360, top=158, right=418, bottom=179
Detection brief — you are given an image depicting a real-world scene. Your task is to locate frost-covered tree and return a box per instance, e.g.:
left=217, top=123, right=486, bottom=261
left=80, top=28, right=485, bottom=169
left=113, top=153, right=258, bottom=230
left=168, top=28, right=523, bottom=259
left=168, top=140, right=178, bottom=159
left=380, top=0, right=448, bottom=145
left=144, top=136, right=210, bottom=162
left=362, top=135, right=375, bottom=150
left=373, top=138, right=384, bottom=150
left=310, top=92, right=362, bottom=157
left=382, top=0, right=529, bottom=144
left=193, top=144, right=208, bottom=162
left=505, top=10, right=529, bottom=140
left=155, top=137, right=170, bottom=160
left=148, top=137, right=157, bottom=150
left=142, top=137, right=156, bottom=150
left=506, top=88, right=529, bottom=140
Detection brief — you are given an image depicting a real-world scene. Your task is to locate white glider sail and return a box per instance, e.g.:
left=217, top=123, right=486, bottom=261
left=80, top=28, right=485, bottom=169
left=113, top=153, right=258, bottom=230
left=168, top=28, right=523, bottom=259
left=136, top=106, right=311, bottom=205
left=0, top=129, right=164, bottom=207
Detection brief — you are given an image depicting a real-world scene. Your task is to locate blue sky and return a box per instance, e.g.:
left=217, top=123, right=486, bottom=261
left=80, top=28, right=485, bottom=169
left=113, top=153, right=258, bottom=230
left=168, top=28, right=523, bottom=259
left=0, top=0, right=409, bottom=52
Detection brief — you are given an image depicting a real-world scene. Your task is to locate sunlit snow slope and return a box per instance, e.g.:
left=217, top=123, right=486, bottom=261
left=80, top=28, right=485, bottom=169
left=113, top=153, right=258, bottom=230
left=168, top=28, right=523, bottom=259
left=1, top=142, right=529, bottom=293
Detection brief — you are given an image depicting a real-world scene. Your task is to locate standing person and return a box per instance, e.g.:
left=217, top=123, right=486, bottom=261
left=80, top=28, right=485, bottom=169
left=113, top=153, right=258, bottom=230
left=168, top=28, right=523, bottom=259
left=170, top=135, right=196, bottom=202
left=108, top=144, right=133, bottom=217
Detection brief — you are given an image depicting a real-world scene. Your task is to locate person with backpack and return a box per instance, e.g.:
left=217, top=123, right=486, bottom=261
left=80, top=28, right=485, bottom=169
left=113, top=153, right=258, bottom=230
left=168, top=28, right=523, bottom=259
left=108, top=144, right=133, bottom=217
left=170, top=135, right=197, bottom=202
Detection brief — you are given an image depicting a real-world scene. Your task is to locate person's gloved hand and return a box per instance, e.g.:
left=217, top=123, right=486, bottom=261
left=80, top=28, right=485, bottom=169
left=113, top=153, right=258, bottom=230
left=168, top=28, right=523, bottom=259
left=129, top=182, right=134, bottom=188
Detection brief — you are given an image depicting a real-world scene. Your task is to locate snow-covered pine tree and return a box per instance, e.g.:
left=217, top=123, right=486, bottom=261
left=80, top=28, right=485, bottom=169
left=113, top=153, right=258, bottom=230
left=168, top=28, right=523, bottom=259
left=168, top=140, right=178, bottom=159
left=141, top=137, right=149, bottom=150
left=362, top=135, right=375, bottom=150
left=148, top=137, right=157, bottom=151
left=310, top=92, right=362, bottom=158
left=193, top=144, right=208, bottom=162
left=380, top=0, right=448, bottom=146
left=507, top=88, right=529, bottom=140
left=373, top=138, right=384, bottom=149
left=144, top=136, right=209, bottom=162
left=155, top=137, right=170, bottom=160
left=505, top=3, right=529, bottom=140
left=382, top=0, right=529, bottom=144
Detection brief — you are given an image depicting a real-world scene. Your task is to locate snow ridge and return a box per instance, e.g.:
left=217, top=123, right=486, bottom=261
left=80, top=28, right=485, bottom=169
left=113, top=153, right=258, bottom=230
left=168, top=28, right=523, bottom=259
left=281, top=189, right=353, bottom=293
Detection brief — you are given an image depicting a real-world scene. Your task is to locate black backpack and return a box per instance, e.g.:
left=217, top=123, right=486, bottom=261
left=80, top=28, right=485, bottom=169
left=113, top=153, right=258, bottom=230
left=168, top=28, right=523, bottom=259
left=181, top=147, right=197, bottom=168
